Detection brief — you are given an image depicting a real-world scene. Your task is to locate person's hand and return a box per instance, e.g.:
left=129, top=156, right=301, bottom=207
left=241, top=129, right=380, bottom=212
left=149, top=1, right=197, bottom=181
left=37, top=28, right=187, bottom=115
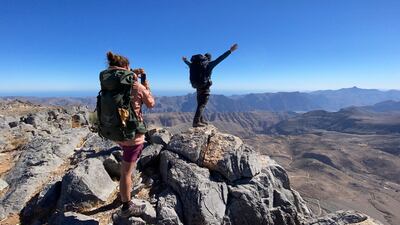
left=142, top=80, right=150, bottom=90
left=230, top=43, right=238, bottom=52
left=133, top=68, right=145, bottom=75
left=182, top=56, right=187, bottom=61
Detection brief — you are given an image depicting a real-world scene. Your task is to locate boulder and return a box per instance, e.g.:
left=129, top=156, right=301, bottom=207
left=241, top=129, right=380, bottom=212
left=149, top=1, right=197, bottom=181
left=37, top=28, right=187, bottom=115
left=167, top=126, right=215, bottom=162
left=0, top=128, right=89, bottom=220
left=200, top=133, right=262, bottom=182
left=131, top=198, right=157, bottom=224
left=50, top=212, right=99, bottom=225
left=104, top=154, right=121, bottom=178
left=168, top=126, right=262, bottom=182
left=72, top=114, right=88, bottom=128
left=8, top=121, right=18, bottom=128
left=138, top=144, right=164, bottom=169
left=156, top=188, right=184, bottom=225
left=21, top=180, right=62, bottom=224
left=24, top=114, right=37, bottom=126
left=58, top=158, right=117, bottom=211
left=160, top=150, right=228, bottom=225
left=224, top=160, right=311, bottom=225
left=148, top=128, right=171, bottom=146
left=307, top=210, right=372, bottom=225
left=112, top=199, right=156, bottom=225
left=112, top=215, right=146, bottom=225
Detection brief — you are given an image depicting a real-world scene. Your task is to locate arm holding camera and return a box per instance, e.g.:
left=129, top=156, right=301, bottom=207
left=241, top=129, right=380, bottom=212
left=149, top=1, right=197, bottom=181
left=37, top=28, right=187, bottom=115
left=131, top=68, right=154, bottom=107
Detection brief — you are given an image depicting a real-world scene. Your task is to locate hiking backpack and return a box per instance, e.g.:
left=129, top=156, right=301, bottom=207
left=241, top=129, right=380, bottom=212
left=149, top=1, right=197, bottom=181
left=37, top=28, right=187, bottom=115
left=189, top=54, right=209, bottom=89
left=96, top=69, right=146, bottom=141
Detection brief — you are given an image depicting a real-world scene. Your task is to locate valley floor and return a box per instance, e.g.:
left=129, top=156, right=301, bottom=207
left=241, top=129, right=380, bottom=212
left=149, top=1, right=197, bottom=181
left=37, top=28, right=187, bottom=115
left=244, top=132, right=400, bottom=225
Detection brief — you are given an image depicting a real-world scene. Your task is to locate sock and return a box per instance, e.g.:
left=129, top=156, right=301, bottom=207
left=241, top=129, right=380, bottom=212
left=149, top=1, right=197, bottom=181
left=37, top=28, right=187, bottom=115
left=122, top=201, right=132, bottom=210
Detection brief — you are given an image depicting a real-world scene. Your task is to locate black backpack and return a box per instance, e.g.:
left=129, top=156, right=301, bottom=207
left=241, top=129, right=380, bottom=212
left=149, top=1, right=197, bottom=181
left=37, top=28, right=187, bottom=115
left=189, top=54, right=209, bottom=89
left=96, top=69, right=146, bottom=141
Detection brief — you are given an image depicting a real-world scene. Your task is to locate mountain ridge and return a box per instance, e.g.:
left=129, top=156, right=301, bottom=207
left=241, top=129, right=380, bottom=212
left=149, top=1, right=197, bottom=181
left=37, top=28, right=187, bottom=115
left=2, top=87, right=400, bottom=112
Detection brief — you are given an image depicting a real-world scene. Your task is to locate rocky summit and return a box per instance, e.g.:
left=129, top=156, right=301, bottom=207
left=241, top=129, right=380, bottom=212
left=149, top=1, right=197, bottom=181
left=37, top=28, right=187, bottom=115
left=0, top=102, right=383, bottom=224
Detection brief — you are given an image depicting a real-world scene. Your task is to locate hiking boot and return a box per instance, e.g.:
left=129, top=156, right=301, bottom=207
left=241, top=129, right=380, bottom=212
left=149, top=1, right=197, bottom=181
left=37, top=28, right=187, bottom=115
left=200, top=117, right=209, bottom=125
left=119, top=202, right=146, bottom=218
left=193, top=122, right=206, bottom=127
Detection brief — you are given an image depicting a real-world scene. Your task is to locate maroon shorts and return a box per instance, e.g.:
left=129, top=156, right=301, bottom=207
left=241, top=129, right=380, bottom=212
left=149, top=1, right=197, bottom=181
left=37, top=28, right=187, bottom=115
left=121, top=144, right=144, bottom=163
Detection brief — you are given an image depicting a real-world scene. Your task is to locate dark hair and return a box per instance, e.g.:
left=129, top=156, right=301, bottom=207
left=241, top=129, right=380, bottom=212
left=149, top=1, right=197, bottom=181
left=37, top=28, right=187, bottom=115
left=204, top=53, right=212, bottom=61
left=106, top=51, right=130, bottom=68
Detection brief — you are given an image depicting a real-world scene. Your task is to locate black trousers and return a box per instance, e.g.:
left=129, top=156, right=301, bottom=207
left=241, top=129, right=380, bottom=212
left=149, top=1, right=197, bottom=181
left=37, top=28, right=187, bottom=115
left=194, top=88, right=210, bottom=123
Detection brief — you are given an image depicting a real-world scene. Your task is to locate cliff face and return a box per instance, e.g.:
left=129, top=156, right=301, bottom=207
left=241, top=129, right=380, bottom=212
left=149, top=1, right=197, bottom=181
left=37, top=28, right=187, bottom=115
left=0, top=112, right=383, bottom=225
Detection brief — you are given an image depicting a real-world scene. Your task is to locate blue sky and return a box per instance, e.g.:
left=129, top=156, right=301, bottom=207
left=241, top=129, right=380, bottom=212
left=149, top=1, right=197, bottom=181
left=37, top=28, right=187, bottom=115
left=0, top=0, right=399, bottom=96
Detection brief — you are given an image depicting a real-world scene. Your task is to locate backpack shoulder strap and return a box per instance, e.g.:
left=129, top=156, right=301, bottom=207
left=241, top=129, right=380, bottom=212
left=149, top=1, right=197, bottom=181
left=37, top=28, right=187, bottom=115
left=119, top=70, right=135, bottom=85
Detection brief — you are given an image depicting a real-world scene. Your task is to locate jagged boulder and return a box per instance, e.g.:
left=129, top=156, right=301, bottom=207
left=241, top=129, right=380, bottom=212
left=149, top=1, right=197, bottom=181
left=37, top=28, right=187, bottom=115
left=113, top=216, right=147, bottom=225
left=148, top=128, right=171, bottom=146
left=104, top=153, right=121, bottom=178
left=58, top=158, right=117, bottom=211
left=167, top=126, right=262, bottom=182
left=21, top=180, right=62, bottom=224
left=307, top=210, right=377, bottom=225
left=112, top=199, right=156, bottom=225
left=160, top=150, right=228, bottom=225
left=159, top=126, right=315, bottom=225
left=50, top=211, right=99, bottom=225
left=225, top=164, right=311, bottom=225
left=156, top=188, right=184, bottom=225
left=138, top=144, right=164, bottom=169
left=0, top=128, right=89, bottom=220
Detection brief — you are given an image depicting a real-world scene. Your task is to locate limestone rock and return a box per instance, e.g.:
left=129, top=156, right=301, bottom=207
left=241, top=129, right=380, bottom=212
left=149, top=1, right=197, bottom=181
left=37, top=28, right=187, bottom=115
left=148, top=128, right=171, bottom=146
left=168, top=125, right=262, bottom=182
left=167, top=126, right=215, bottom=162
left=50, top=211, right=99, bottom=225
left=160, top=150, right=228, bottom=225
left=112, top=215, right=146, bottom=225
left=156, top=188, right=184, bottom=225
left=0, top=128, right=89, bottom=220
left=131, top=198, right=157, bottom=224
left=138, top=144, right=164, bottom=169
left=104, top=154, right=121, bottom=178
left=21, top=180, right=62, bottom=224
left=111, top=199, right=156, bottom=225
left=308, top=210, right=377, bottom=225
left=58, top=158, right=117, bottom=211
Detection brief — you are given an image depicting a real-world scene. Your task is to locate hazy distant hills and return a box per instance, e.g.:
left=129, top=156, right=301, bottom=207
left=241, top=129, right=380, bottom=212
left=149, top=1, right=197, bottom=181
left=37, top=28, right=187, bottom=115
left=2, top=87, right=400, bottom=112
left=0, top=96, right=96, bottom=108
left=267, top=107, right=400, bottom=136
left=152, top=87, right=400, bottom=112
left=362, top=100, right=400, bottom=112
left=144, top=111, right=295, bottom=137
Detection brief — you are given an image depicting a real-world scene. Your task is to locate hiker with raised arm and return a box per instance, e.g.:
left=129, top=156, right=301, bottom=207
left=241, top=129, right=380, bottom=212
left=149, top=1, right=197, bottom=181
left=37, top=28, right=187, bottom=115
left=182, top=43, right=238, bottom=127
left=96, top=51, right=155, bottom=218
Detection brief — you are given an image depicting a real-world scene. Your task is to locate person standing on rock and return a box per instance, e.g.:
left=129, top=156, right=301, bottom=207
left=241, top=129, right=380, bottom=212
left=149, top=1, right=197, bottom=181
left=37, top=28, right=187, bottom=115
left=182, top=44, right=238, bottom=127
left=98, top=51, right=155, bottom=218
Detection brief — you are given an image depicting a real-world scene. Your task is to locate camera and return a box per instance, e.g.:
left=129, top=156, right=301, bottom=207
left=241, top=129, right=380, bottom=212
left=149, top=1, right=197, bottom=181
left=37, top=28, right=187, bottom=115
left=131, top=68, right=147, bottom=84
left=140, top=73, right=146, bottom=85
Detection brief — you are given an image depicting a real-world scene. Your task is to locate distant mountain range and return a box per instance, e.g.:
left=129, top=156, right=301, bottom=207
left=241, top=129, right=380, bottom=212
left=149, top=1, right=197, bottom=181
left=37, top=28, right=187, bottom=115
left=267, top=107, right=400, bottom=135
left=2, top=87, right=400, bottom=112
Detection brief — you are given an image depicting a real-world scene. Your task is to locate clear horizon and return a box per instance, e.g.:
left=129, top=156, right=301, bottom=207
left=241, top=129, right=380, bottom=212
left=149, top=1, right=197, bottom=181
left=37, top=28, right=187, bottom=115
left=1, top=86, right=399, bottom=98
left=1, top=0, right=399, bottom=92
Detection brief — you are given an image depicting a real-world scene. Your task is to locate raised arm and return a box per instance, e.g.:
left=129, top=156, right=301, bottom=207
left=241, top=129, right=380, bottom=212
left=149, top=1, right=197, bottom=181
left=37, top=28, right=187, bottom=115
left=182, top=56, right=191, bottom=67
left=208, top=44, right=238, bottom=69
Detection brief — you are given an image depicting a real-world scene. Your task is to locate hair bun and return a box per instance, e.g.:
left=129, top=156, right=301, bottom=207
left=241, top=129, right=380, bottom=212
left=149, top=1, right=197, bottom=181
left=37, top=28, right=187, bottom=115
left=106, top=51, right=115, bottom=61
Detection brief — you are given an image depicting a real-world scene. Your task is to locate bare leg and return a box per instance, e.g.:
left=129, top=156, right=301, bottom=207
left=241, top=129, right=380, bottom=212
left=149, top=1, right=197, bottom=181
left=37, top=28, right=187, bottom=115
left=120, top=160, right=136, bottom=203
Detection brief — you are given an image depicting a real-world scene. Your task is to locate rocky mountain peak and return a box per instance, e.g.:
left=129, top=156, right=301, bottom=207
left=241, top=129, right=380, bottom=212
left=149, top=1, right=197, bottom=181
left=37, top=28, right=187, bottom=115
left=0, top=110, right=383, bottom=225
